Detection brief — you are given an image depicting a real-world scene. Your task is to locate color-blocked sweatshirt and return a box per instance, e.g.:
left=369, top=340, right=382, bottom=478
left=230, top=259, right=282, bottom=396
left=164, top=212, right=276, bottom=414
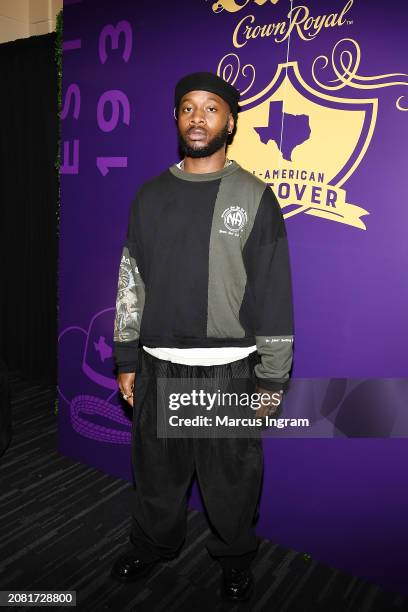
left=112, top=160, right=294, bottom=392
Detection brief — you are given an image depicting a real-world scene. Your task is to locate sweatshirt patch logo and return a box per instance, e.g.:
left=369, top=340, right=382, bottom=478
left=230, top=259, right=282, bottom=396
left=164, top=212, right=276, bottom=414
left=221, top=206, right=248, bottom=234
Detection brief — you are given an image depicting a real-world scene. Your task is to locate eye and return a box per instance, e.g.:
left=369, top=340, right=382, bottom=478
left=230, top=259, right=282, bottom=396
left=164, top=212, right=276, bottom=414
left=182, top=106, right=192, bottom=112
left=207, top=106, right=217, bottom=112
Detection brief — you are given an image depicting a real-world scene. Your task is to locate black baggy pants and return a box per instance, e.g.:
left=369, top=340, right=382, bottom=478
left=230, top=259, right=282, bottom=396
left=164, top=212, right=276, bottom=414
left=128, top=348, right=264, bottom=570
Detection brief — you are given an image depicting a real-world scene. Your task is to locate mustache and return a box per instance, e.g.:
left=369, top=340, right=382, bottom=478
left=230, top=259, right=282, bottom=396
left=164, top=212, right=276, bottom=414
left=187, top=127, right=207, bottom=134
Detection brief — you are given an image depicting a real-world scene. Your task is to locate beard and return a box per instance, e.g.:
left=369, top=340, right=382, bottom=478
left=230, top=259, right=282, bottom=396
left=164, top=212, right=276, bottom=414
left=177, top=121, right=229, bottom=158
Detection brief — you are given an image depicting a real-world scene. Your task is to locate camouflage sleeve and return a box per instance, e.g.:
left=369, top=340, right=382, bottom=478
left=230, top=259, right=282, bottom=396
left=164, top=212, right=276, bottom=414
left=112, top=193, right=145, bottom=374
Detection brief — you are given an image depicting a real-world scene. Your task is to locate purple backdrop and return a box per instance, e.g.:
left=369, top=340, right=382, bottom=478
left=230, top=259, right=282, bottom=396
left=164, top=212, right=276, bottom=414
left=59, top=0, right=408, bottom=597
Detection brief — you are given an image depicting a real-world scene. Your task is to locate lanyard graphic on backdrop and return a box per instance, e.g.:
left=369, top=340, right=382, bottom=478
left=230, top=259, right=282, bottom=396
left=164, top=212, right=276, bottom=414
left=276, top=0, right=294, bottom=184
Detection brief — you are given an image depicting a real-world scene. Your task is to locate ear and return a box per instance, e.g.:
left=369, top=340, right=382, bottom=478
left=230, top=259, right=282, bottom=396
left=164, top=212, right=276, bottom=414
left=228, top=112, right=234, bottom=134
left=173, top=106, right=178, bottom=120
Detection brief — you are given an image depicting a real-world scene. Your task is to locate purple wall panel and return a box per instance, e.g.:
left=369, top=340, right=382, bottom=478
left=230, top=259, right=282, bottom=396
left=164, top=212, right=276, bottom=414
left=59, top=0, right=408, bottom=596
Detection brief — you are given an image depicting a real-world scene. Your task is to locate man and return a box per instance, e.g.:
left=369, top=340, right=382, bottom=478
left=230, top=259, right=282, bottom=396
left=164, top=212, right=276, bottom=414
left=110, top=71, right=294, bottom=602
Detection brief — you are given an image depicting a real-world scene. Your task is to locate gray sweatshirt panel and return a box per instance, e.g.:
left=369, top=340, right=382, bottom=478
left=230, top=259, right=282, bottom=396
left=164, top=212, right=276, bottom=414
left=207, top=168, right=266, bottom=338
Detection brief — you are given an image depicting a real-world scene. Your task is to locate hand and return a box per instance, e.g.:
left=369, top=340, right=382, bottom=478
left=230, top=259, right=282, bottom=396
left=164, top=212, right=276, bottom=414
left=255, top=386, right=283, bottom=418
left=117, top=372, right=135, bottom=407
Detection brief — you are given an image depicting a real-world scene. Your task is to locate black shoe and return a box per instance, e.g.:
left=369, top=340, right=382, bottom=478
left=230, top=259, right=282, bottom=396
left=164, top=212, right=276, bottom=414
left=110, top=551, right=161, bottom=583
left=221, top=567, right=254, bottom=602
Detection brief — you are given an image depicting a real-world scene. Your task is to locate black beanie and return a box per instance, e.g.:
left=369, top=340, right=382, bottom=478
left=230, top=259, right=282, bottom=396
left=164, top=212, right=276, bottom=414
left=174, top=71, right=240, bottom=116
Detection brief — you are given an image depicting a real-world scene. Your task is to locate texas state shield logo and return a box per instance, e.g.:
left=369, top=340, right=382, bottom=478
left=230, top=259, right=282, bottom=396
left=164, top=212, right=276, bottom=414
left=227, top=60, right=377, bottom=230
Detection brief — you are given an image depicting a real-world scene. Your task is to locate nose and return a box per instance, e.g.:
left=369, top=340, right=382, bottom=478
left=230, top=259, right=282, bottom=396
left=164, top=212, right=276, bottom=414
left=189, top=107, right=206, bottom=126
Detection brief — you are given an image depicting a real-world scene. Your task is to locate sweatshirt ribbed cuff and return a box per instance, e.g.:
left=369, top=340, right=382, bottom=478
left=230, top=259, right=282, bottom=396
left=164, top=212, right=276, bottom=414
left=254, top=377, right=289, bottom=393
left=113, top=342, right=142, bottom=374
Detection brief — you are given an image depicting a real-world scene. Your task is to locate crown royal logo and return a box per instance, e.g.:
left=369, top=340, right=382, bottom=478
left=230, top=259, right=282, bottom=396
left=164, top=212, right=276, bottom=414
left=209, top=0, right=354, bottom=47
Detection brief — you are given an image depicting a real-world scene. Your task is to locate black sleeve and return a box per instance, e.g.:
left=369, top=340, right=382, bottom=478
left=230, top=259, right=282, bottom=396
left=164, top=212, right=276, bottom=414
left=112, top=190, right=146, bottom=374
left=242, top=186, right=294, bottom=392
